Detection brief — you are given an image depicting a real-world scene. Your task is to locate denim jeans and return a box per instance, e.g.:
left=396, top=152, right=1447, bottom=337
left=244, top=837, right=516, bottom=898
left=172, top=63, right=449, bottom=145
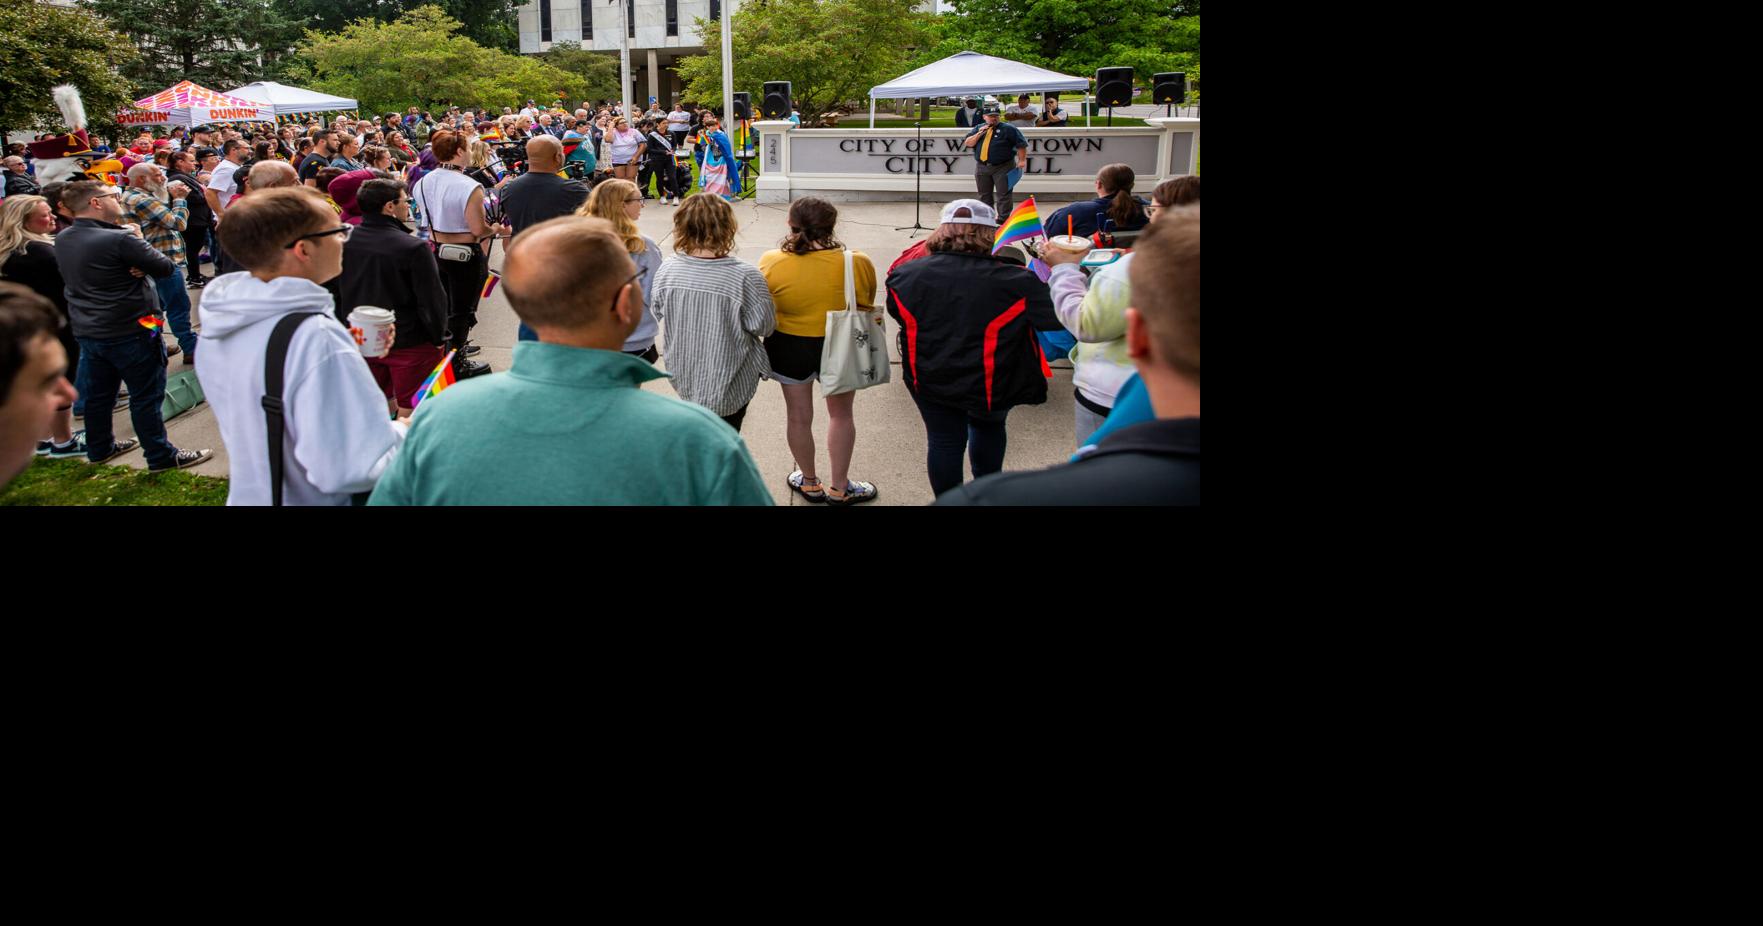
left=77, top=330, right=175, bottom=468
left=153, top=267, right=196, bottom=355
left=911, top=393, right=1010, bottom=497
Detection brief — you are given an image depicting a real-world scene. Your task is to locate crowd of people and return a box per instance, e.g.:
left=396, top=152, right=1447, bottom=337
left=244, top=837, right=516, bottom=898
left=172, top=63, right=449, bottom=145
left=1, top=95, right=1199, bottom=505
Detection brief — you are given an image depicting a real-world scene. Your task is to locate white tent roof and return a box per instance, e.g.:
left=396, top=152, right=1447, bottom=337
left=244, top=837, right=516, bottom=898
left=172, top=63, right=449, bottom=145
left=222, top=81, right=358, bottom=116
left=870, top=51, right=1088, bottom=99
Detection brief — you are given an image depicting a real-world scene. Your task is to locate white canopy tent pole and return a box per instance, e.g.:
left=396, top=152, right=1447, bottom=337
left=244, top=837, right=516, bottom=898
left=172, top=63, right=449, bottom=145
left=869, top=98, right=876, bottom=128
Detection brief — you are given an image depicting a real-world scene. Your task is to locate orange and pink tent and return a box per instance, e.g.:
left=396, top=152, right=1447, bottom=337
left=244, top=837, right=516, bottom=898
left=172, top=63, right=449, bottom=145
left=115, top=80, right=267, bottom=128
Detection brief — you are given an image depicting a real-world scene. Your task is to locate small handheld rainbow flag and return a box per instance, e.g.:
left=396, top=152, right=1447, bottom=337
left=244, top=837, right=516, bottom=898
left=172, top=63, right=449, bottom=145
left=993, top=197, right=1045, bottom=253
left=481, top=269, right=501, bottom=299
left=409, top=350, right=458, bottom=410
left=138, top=315, right=163, bottom=332
left=1025, top=255, right=1052, bottom=283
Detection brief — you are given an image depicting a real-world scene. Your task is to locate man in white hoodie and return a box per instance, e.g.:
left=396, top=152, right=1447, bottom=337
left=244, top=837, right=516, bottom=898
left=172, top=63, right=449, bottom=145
left=195, top=188, right=407, bottom=505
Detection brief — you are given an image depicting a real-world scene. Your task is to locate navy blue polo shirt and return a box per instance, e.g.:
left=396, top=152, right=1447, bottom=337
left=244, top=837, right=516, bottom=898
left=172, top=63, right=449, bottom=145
left=966, top=120, right=1027, bottom=167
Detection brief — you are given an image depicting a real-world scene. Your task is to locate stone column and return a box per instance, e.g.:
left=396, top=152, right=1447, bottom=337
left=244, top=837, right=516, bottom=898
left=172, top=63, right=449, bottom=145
left=1145, top=116, right=1201, bottom=179
left=647, top=48, right=660, bottom=108
left=751, top=119, right=795, bottom=203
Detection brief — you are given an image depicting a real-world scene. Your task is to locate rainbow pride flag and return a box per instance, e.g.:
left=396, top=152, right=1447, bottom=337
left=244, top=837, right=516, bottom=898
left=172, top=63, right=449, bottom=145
left=138, top=315, right=163, bottom=332
left=481, top=269, right=502, bottom=299
left=409, top=350, right=458, bottom=410
left=993, top=197, right=1045, bottom=253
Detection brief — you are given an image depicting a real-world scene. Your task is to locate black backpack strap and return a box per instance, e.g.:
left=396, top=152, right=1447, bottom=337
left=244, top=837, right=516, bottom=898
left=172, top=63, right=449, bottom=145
left=262, top=312, right=322, bottom=507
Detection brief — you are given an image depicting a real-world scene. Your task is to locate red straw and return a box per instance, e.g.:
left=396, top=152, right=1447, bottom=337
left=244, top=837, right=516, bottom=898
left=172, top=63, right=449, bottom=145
left=1068, top=215, right=1073, bottom=237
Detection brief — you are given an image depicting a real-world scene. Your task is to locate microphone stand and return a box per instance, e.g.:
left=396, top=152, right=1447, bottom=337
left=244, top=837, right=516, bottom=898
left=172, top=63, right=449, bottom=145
left=894, top=121, right=933, bottom=236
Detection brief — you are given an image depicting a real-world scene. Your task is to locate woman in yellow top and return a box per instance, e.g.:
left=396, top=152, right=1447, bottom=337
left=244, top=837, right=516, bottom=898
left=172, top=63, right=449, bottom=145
left=756, top=197, right=879, bottom=505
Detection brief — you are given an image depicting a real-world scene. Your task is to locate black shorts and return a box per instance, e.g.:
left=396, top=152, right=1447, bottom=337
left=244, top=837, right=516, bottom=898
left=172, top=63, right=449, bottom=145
left=765, top=331, right=824, bottom=383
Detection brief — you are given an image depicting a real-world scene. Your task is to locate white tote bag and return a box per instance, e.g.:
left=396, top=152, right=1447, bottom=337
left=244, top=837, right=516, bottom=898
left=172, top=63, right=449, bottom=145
left=819, top=249, right=891, bottom=396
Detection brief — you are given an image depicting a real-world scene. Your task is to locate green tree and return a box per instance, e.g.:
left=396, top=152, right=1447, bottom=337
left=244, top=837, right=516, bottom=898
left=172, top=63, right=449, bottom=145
left=82, top=0, right=300, bottom=96
left=0, top=3, right=141, bottom=138
left=540, top=41, right=621, bottom=105
left=674, top=0, right=934, bottom=126
left=270, top=0, right=519, bottom=52
left=286, top=5, right=587, bottom=115
left=912, top=1, right=1199, bottom=99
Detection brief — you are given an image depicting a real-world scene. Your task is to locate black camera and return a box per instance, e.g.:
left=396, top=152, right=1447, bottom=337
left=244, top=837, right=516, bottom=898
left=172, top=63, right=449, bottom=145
left=490, top=139, right=529, bottom=176
left=563, top=161, right=587, bottom=180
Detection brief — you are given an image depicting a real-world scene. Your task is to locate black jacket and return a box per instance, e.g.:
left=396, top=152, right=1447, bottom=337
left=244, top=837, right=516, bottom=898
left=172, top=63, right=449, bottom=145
left=54, top=218, right=174, bottom=340
left=934, top=418, right=1201, bottom=506
left=5, top=172, right=42, bottom=197
left=330, top=213, right=450, bottom=348
left=498, top=170, right=590, bottom=236
left=885, top=251, right=1063, bottom=415
left=168, top=170, right=214, bottom=228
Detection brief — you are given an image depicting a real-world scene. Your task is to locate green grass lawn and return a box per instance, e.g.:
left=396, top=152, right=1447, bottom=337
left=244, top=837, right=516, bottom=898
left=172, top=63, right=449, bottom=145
left=0, top=457, right=229, bottom=506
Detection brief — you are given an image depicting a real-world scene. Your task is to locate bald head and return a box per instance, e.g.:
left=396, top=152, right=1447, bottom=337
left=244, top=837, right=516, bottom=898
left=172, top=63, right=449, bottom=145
left=503, top=216, right=636, bottom=343
left=523, top=134, right=562, bottom=173
left=249, top=159, right=299, bottom=190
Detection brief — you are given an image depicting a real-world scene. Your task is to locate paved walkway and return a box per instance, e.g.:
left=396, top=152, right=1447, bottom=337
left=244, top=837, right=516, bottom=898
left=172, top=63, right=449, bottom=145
left=97, top=196, right=1101, bottom=505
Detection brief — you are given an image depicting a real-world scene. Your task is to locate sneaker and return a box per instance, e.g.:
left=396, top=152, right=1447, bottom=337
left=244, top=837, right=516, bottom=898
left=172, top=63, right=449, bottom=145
left=47, top=432, right=88, bottom=459
left=149, top=448, right=213, bottom=472
left=454, top=358, right=492, bottom=379
left=463, top=344, right=482, bottom=356
left=89, top=438, right=139, bottom=463
left=36, top=440, right=52, bottom=456
left=187, top=276, right=207, bottom=289
left=824, top=480, right=878, bottom=506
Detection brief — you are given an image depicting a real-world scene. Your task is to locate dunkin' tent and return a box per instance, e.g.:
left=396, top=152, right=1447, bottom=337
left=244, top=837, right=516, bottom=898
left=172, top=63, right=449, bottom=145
left=867, top=51, right=1090, bottom=126
left=115, top=80, right=266, bottom=128
left=222, top=81, right=359, bottom=118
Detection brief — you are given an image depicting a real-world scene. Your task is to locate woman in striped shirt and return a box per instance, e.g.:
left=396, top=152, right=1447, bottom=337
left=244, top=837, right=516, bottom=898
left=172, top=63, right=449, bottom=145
left=649, top=195, right=776, bottom=432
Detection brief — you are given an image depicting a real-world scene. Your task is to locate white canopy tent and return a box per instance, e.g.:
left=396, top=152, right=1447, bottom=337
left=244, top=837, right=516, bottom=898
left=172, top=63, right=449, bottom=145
left=221, top=81, right=359, bottom=118
left=867, top=51, right=1090, bottom=127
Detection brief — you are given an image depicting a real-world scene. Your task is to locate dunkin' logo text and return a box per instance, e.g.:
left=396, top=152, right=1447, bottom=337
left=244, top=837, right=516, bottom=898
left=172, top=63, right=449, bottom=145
left=207, top=107, right=259, bottom=119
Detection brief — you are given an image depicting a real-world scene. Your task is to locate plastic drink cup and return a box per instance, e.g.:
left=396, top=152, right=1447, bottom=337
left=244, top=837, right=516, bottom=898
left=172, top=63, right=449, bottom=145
left=348, top=307, right=395, bottom=358
left=1047, top=234, right=1094, bottom=257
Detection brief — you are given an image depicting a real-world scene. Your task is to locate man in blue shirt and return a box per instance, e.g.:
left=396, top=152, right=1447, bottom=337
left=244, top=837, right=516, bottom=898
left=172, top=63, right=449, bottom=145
left=962, top=102, right=1029, bottom=218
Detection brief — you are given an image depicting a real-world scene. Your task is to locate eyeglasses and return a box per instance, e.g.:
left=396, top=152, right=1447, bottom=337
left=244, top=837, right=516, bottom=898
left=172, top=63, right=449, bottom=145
left=625, top=196, right=644, bottom=204
left=609, top=271, right=640, bottom=317
left=285, top=225, right=352, bottom=249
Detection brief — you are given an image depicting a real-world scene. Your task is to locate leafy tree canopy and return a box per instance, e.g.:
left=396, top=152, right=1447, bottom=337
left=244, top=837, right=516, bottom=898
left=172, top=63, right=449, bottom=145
left=540, top=41, right=622, bottom=106
left=912, top=1, right=1199, bottom=97
left=285, top=6, right=589, bottom=116
left=0, top=3, right=141, bottom=136
left=82, top=0, right=303, bottom=97
left=675, top=0, right=934, bottom=126
left=271, top=0, right=520, bottom=52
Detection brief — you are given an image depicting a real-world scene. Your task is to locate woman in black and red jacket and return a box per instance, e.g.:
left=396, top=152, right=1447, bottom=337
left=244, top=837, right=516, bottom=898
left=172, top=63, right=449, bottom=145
left=885, top=199, right=1064, bottom=497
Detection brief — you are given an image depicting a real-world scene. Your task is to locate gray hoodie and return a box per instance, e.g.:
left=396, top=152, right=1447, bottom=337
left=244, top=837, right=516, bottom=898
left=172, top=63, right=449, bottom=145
left=194, top=271, right=406, bottom=505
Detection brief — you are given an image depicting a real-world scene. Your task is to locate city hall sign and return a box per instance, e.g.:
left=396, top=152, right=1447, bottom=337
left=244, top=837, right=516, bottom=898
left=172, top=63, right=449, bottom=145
left=789, top=131, right=1163, bottom=178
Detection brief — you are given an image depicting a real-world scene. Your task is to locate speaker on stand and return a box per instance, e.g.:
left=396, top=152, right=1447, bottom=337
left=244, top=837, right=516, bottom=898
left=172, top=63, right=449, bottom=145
left=762, top=81, right=792, bottom=120
left=729, top=92, right=756, bottom=199
left=1153, top=72, right=1187, bottom=117
left=1096, top=66, right=1133, bottom=127
left=894, top=122, right=933, bottom=236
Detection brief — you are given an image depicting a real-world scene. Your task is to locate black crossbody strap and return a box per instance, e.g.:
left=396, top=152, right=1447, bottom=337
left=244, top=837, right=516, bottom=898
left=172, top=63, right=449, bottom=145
left=263, top=312, right=321, bottom=507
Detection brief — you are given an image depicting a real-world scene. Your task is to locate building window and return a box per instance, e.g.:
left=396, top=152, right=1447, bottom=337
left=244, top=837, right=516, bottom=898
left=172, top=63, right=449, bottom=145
left=710, top=0, right=721, bottom=21
left=627, top=0, right=636, bottom=38
left=582, top=0, right=592, bottom=40
left=666, top=0, right=677, bottom=36
left=541, top=0, right=551, bottom=42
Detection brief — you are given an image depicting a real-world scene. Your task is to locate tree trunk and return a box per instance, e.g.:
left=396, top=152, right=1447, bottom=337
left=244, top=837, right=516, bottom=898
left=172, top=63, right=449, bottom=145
left=920, top=97, right=930, bottom=121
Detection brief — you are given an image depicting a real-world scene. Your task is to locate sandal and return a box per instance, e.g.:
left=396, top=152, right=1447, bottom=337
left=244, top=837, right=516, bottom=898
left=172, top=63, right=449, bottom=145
left=788, top=470, right=826, bottom=503
left=824, top=480, right=878, bottom=506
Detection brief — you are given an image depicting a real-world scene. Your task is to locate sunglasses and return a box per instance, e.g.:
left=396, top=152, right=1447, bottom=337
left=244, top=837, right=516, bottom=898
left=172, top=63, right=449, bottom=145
left=285, top=225, right=353, bottom=249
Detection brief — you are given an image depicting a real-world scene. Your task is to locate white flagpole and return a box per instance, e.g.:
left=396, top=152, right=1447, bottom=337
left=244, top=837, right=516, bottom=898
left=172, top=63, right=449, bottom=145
left=721, top=0, right=734, bottom=129
left=617, top=0, right=632, bottom=118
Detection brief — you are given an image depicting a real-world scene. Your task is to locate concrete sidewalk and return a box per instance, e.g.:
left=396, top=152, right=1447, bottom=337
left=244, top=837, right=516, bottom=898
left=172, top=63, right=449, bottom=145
left=94, top=195, right=1098, bottom=506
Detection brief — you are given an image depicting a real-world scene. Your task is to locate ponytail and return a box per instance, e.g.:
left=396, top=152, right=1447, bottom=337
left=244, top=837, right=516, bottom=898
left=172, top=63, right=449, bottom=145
left=1097, top=163, right=1141, bottom=227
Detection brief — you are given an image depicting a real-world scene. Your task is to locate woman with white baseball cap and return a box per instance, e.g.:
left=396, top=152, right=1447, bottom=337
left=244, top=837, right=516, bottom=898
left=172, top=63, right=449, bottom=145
left=883, top=199, right=1065, bottom=498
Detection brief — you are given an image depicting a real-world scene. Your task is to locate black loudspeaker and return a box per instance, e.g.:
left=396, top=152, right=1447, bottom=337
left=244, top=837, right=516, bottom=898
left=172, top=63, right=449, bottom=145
left=1096, top=67, right=1134, bottom=107
left=732, top=92, right=751, bottom=121
left=1153, top=72, right=1186, bottom=105
left=762, top=81, right=792, bottom=119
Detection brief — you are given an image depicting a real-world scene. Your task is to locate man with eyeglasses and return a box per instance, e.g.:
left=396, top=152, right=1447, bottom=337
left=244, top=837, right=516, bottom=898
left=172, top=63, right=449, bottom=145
left=53, top=180, right=214, bottom=471
left=368, top=216, right=771, bottom=506
left=332, top=178, right=450, bottom=416
left=196, top=188, right=407, bottom=505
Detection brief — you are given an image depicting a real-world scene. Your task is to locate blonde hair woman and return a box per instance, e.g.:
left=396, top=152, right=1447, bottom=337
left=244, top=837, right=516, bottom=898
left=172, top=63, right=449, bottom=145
left=577, top=179, right=661, bottom=361
left=0, top=194, right=80, bottom=455
left=466, top=140, right=506, bottom=190
left=648, top=194, right=775, bottom=431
